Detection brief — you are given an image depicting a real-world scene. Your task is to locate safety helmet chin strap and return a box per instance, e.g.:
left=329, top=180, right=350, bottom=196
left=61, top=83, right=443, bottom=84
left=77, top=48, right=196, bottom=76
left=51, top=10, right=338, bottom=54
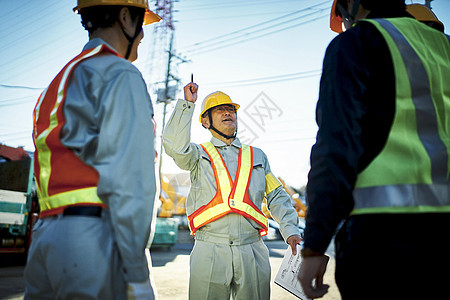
left=207, top=112, right=237, bottom=140
left=120, top=13, right=144, bottom=60
left=337, top=0, right=361, bottom=28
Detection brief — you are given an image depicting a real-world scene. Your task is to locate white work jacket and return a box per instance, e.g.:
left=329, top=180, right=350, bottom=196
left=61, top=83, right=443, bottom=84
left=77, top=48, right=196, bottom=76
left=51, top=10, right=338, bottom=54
left=163, top=99, right=300, bottom=243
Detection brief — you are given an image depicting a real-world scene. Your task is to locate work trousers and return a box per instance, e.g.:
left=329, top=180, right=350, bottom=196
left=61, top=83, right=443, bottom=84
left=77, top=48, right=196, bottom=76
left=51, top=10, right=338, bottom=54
left=24, top=212, right=128, bottom=299
left=189, top=231, right=271, bottom=300
left=335, top=213, right=450, bottom=300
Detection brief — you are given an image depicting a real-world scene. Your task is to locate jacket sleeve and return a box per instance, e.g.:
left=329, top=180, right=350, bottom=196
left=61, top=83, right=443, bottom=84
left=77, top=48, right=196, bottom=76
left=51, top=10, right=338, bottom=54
left=62, top=62, right=156, bottom=283
left=263, top=152, right=300, bottom=241
left=162, top=99, right=201, bottom=173
left=303, top=23, right=395, bottom=254
left=303, top=32, right=366, bottom=254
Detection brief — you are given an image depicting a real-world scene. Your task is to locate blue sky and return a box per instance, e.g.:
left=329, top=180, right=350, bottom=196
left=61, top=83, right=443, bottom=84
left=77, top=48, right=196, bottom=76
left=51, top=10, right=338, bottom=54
left=1, top=0, right=449, bottom=187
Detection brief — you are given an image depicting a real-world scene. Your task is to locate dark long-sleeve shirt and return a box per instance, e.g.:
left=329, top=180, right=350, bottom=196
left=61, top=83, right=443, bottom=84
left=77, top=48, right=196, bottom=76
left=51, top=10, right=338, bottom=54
left=303, top=10, right=416, bottom=254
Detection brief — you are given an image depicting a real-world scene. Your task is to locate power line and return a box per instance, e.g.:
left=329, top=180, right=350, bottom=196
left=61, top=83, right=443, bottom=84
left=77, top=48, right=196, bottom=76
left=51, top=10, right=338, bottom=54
left=0, top=95, right=37, bottom=103
left=205, top=73, right=322, bottom=88
left=184, top=1, right=329, bottom=50
left=0, top=86, right=41, bottom=107
left=179, top=11, right=294, bottom=22
left=0, top=31, right=81, bottom=79
left=0, top=84, right=44, bottom=90
left=0, top=1, right=68, bottom=50
left=178, top=0, right=307, bottom=11
left=201, top=69, right=322, bottom=87
left=0, top=95, right=39, bottom=108
left=185, top=11, right=329, bottom=55
left=0, top=99, right=37, bottom=107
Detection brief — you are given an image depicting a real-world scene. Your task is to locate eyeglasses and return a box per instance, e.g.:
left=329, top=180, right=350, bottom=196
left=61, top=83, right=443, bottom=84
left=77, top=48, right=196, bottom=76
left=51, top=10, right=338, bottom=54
left=213, top=105, right=236, bottom=114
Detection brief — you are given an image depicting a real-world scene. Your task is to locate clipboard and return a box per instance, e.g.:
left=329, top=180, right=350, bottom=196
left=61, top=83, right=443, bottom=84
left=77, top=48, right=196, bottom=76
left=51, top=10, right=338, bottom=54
left=274, top=244, right=329, bottom=300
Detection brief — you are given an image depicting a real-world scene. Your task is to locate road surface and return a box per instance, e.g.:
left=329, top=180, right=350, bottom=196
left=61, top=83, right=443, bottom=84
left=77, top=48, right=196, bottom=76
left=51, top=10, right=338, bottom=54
left=0, top=230, right=340, bottom=300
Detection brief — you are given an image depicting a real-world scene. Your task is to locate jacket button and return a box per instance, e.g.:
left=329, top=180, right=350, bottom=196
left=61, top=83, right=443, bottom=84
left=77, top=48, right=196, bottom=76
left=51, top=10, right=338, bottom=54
left=229, top=240, right=233, bottom=245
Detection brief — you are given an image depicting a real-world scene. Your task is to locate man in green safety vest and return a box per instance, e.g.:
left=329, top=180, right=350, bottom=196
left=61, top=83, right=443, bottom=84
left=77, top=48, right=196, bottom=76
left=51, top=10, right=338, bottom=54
left=298, top=0, right=450, bottom=299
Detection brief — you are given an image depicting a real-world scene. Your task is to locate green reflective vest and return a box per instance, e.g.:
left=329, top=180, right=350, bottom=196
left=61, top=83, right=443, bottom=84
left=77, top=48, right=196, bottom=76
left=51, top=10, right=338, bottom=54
left=352, top=18, right=450, bottom=215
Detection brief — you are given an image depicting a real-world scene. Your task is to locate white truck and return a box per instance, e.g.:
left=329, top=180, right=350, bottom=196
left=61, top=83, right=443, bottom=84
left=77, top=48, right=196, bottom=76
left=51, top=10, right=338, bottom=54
left=0, top=144, right=38, bottom=257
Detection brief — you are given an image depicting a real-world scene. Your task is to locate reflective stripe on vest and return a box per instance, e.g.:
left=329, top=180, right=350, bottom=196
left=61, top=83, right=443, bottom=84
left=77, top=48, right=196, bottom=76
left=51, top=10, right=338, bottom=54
left=188, top=142, right=268, bottom=235
left=33, top=44, right=118, bottom=217
left=352, top=18, right=450, bottom=214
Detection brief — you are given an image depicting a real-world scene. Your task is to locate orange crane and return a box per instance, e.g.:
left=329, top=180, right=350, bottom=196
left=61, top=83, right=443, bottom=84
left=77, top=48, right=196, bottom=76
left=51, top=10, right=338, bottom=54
left=158, top=175, right=186, bottom=218
left=262, top=177, right=307, bottom=219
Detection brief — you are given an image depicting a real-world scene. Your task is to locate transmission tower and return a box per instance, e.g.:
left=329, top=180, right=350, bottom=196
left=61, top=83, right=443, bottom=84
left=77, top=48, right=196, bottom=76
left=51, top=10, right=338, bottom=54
left=147, top=0, right=175, bottom=88
left=147, top=0, right=186, bottom=178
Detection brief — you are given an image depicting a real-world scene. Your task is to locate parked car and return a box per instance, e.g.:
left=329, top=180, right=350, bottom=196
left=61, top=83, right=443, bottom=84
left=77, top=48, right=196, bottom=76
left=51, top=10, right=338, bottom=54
left=263, top=219, right=283, bottom=241
left=297, top=217, right=305, bottom=239
left=263, top=218, right=306, bottom=241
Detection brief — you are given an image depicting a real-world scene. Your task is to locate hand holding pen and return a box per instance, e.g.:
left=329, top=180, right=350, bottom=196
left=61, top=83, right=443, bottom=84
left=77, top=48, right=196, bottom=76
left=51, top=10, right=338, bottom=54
left=184, top=73, right=198, bottom=103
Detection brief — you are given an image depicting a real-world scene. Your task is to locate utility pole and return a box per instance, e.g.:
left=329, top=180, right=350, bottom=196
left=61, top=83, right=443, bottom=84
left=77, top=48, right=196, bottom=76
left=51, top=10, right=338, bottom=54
left=157, top=32, right=190, bottom=179
left=148, top=0, right=176, bottom=180
left=158, top=31, right=174, bottom=178
left=424, top=0, right=432, bottom=8
left=149, top=1, right=189, bottom=180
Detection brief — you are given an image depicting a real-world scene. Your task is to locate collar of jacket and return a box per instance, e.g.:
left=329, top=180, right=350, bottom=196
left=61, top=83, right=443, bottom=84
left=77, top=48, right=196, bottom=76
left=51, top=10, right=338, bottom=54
left=210, top=136, right=242, bottom=149
left=83, top=38, right=120, bottom=56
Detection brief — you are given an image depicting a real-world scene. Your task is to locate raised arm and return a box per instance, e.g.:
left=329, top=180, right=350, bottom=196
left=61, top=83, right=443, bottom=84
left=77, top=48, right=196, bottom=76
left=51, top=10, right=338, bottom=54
left=163, top=82, right=201, bottom=171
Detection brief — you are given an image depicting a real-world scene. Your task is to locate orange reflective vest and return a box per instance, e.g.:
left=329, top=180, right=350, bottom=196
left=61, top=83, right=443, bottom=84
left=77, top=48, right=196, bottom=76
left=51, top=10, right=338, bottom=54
left=33, top=44, right=119, bottom=218
left=187, top=142, right=269, bottom=235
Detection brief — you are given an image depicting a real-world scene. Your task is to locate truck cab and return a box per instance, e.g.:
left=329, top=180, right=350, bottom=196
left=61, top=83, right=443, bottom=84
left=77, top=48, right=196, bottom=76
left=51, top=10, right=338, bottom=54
left=0, top=144, right=38, bottom=257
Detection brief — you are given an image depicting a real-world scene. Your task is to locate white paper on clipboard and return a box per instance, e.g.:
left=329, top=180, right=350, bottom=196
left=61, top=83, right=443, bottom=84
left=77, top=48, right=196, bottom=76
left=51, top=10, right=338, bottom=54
left=274, top=244, right=326, bottom=300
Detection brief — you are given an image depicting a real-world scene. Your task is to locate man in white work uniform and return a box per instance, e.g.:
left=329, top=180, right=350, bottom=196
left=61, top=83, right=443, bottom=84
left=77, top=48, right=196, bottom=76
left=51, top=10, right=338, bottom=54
left=163, top=82, right=302, bottom=300
left=24, top=1, right=161, bottom=299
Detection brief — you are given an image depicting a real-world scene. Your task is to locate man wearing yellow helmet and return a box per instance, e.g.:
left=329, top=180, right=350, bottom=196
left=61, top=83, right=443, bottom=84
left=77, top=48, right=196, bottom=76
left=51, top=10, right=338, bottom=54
left=198, top=91, right=241, bottom=141
left=298, top=0, right=450, bottom=299
left=163, top=82, right=302, bottom=299
left=24, top=1, right=160, bottom=299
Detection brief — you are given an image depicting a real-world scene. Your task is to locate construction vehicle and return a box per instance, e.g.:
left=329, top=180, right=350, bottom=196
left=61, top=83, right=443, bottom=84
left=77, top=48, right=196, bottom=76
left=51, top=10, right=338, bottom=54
left=0, top=144, right=38, bottom=257
left=279, top=177, right=307, bottom=218
left=158, top=175, right=186, bottom=218
left=262, top=177, right=307, bottom=219
left=154, top=173, right=306, bottom=245
left=261, top=177, right=306, bottom=240
left=151, top=174, right=189, bottom=249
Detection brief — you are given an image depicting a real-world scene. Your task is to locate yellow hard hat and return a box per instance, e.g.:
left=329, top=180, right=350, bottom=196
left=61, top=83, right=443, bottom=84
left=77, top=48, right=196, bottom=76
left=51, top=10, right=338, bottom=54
left=74, top=0, right=161, bottom=25
left=406, top=4, right=444, bottom=32
left=330, top=0, right=343, bottom=33
left=199, top=91, right=240, bottom=123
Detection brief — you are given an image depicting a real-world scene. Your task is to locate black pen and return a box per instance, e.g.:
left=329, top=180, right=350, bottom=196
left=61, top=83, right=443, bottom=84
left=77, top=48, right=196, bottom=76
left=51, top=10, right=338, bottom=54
left=190, top=73, right=195, bottom=93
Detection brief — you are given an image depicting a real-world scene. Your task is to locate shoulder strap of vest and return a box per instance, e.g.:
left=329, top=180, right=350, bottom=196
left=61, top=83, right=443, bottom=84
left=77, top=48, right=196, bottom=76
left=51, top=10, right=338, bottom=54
left=368, top=18, right=448, bottom=183
left=34, top=44, right=118, bottom=127
left=201, top=142, right=233, bottom=201
left=34, top=44, right=119, bottom=202
left=229, top=144, right=252, bottom=202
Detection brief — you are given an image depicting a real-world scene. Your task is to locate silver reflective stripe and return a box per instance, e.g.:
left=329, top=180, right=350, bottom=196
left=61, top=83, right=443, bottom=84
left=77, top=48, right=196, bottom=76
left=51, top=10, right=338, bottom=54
left=353, top=183, right=450, bottom=209
left=376, top=19, right=448, bottom=183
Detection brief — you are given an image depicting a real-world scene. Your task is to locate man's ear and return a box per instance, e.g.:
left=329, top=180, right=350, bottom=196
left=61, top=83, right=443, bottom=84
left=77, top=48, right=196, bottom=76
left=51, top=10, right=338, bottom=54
left=118, top=7, right=133, bottom=34
left=201, top=116, right=210, bottom=129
